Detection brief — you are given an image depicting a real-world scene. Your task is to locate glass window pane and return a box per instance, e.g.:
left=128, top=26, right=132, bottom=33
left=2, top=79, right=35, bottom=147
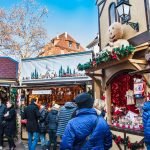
left=123, top=4, right=130, bottom=15
left=117, top=5, right=123, bottom=16
left=109, top=3, right=116, bottom=25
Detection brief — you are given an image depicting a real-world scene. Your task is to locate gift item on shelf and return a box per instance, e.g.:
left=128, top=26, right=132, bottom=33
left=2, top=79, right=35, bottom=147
left=112, top=109, right=143, bottom=130
left=136, top=98, right=145, bottom=115
left=125, top=90, right=135, bottom=105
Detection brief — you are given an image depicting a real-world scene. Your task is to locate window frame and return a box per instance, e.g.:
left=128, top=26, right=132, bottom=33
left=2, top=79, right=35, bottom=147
left=76, top=43, right=80, bottom=49
left=109, top=2, right=117, bottom=25
left=68, top=41, right=72, bottom=48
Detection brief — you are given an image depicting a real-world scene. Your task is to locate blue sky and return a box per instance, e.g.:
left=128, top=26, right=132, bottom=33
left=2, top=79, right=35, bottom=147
left=0, top=0, right=98, bottom=48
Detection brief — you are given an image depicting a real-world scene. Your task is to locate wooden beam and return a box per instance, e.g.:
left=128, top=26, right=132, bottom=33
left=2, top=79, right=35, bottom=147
left=106, top=84, right=112, bottom=125
left=86, top=73, right=97, bottom=80
left=86, top=72, right=103, bottom=77
left=129, top=61, right=150, bottom=85
left=129, top=68, right=150, bottom=75
left=135, top=42, right=149, bottom=49
left=128, top=59, right=147, bottom=64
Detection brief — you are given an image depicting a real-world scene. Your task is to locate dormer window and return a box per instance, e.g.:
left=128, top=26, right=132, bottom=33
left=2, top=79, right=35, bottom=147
left=69, top=41, right=72, bottom=48
left=109, top=3, right=117, bottom=25
left=76, top=43, right=80, bottom=49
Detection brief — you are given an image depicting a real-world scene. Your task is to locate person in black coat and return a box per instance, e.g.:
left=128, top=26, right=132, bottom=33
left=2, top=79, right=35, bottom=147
left=39, top=102, right=48, bottom=150
left=4, top=101, right=16, bottom=150
left=23, top=98, right=40, bottom=150
left=0, top=99, right=6, bottom=149
left=46, top=104, right=60, bottom=150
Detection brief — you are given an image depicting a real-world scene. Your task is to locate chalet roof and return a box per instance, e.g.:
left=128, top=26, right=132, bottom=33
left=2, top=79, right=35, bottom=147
left=52, top=32, right=77, bottom=43
left=39, top=32, right=85, bottom=57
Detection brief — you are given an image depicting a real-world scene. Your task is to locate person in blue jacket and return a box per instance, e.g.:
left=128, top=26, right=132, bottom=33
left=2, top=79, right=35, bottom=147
left=142, top=99, right=150, bottom=150
left=60, top=92, right=112, bottom=150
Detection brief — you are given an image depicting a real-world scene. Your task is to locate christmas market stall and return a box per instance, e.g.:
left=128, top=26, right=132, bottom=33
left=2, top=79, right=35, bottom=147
left=0, top=57, right=18, bottom=104
left=77, top=23, right=150, bottom=149
left=20, top=51, right=93, bottom=106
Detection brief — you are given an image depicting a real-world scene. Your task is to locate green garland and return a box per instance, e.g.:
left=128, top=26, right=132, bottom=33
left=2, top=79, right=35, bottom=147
left=10, top=88, right=19, bottom=139
left=10, top=88, right=18, bottom=107
left=78, top=45, right=135, bottom=71
left=78, top=59, right=92, bottom=71
left=113, top=45, right=135, bottom=57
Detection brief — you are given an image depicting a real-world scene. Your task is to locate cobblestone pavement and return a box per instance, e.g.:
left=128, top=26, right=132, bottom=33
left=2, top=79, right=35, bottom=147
left=3, top=141, right=42, bottom=150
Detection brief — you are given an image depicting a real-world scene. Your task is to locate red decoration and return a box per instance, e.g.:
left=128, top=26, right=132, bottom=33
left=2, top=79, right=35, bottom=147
left=146, top=92, right=150, bottom=100
left=111, top=74, right=141, bottom=114
left=92, top=60, right=96, bottom=66
left=101, top=96, right=105, bottom=101
left=111, top=51, right=119, bottom=60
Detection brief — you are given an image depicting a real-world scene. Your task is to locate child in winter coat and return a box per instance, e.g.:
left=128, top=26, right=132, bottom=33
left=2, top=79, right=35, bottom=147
left=46, top=104, right=60, bottom=150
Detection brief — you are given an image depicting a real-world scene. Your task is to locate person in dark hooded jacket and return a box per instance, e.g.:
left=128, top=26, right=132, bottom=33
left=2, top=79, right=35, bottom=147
left=56, top=102, right=76, bottom=138
left=142, top=100, right=150, bottom=150
left=46, top=104, right=60, bottom=150
left=23, top=98, right=40, bottom=150
left=0, top=99, right=6, bottom=150
left=39, top=102, right=48, bottom=150
left=60, top=93, right=112, bottom=150
left=4, top=101, right=16, bottom=150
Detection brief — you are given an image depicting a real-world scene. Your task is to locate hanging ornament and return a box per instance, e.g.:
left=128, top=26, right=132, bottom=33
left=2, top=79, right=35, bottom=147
left=125, top=90, right=135, bottom=105
left=134, top=78, right=146, bottom=99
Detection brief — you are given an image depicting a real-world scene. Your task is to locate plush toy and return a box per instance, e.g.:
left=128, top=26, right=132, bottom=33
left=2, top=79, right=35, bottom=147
left=109, top=22, right=123, bottom=43
left=102, top=22, right=129, bottom=52
left=102, top=45, right=113, bottom=52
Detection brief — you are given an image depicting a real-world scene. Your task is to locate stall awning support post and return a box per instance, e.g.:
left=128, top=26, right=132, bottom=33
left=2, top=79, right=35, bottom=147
left=106, top=84, right=112, bottom=125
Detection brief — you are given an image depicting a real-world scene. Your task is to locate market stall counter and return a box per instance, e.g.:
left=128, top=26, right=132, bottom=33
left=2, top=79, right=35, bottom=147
left=110, top=125, right=144, bottom=150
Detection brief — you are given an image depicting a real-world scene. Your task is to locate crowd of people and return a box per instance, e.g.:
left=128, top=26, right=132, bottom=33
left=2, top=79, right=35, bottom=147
left=21, top=92, right=112, bottom=150
left=0, top=92, right=150, bottom=150
left=20, top=99, right=77, bottom=150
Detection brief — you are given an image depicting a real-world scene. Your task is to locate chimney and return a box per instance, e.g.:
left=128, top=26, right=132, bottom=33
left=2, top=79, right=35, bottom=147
left=65, top=32, right=67, bottom=38
left=56, top=34, right=59, bottom=39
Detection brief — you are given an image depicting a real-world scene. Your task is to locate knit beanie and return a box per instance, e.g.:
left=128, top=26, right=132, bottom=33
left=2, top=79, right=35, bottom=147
left=74, top=92, right=94, bottom=108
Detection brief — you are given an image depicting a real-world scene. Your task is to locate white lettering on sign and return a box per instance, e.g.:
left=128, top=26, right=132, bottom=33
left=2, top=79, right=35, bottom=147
left=32, top=90, right=52, bottom=95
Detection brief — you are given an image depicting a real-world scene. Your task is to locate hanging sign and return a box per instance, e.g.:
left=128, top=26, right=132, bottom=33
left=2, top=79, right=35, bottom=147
left=32, top=90, right=52, bottom=95
left=134, top=78, right=145, bottom=99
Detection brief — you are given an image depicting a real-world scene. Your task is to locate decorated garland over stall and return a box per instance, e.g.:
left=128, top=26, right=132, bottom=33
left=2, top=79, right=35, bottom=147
left=78, top=45, right=135, bottom=71
left=113, top=134, right=144, bottom=150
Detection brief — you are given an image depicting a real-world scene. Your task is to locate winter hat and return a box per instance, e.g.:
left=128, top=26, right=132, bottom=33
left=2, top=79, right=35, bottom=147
left=52, top=104, right=60, bottom=110
left=74, top=92, right=94, bottom=108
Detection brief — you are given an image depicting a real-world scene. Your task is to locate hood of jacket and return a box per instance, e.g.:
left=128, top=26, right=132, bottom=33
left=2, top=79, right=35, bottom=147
left=64, top=102, right=76, bottom=109
left=40, top=107, right=46, bottom=113
left=51, top=109, right=58, bottom=115
left=76, top=108, right=97, bottom=117
left=143, top=101, right=150, bottom=112
left=7, top=105, right=14, bottom=111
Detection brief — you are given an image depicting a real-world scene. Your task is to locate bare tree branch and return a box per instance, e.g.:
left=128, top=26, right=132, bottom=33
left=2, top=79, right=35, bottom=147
left=0, top=0, right=48, bottom=60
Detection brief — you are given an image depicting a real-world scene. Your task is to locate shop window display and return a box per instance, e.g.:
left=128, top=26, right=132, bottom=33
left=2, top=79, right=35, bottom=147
left=111, top=73, right=145, bottom=130
left=27, top=85, right=85, bottom=106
